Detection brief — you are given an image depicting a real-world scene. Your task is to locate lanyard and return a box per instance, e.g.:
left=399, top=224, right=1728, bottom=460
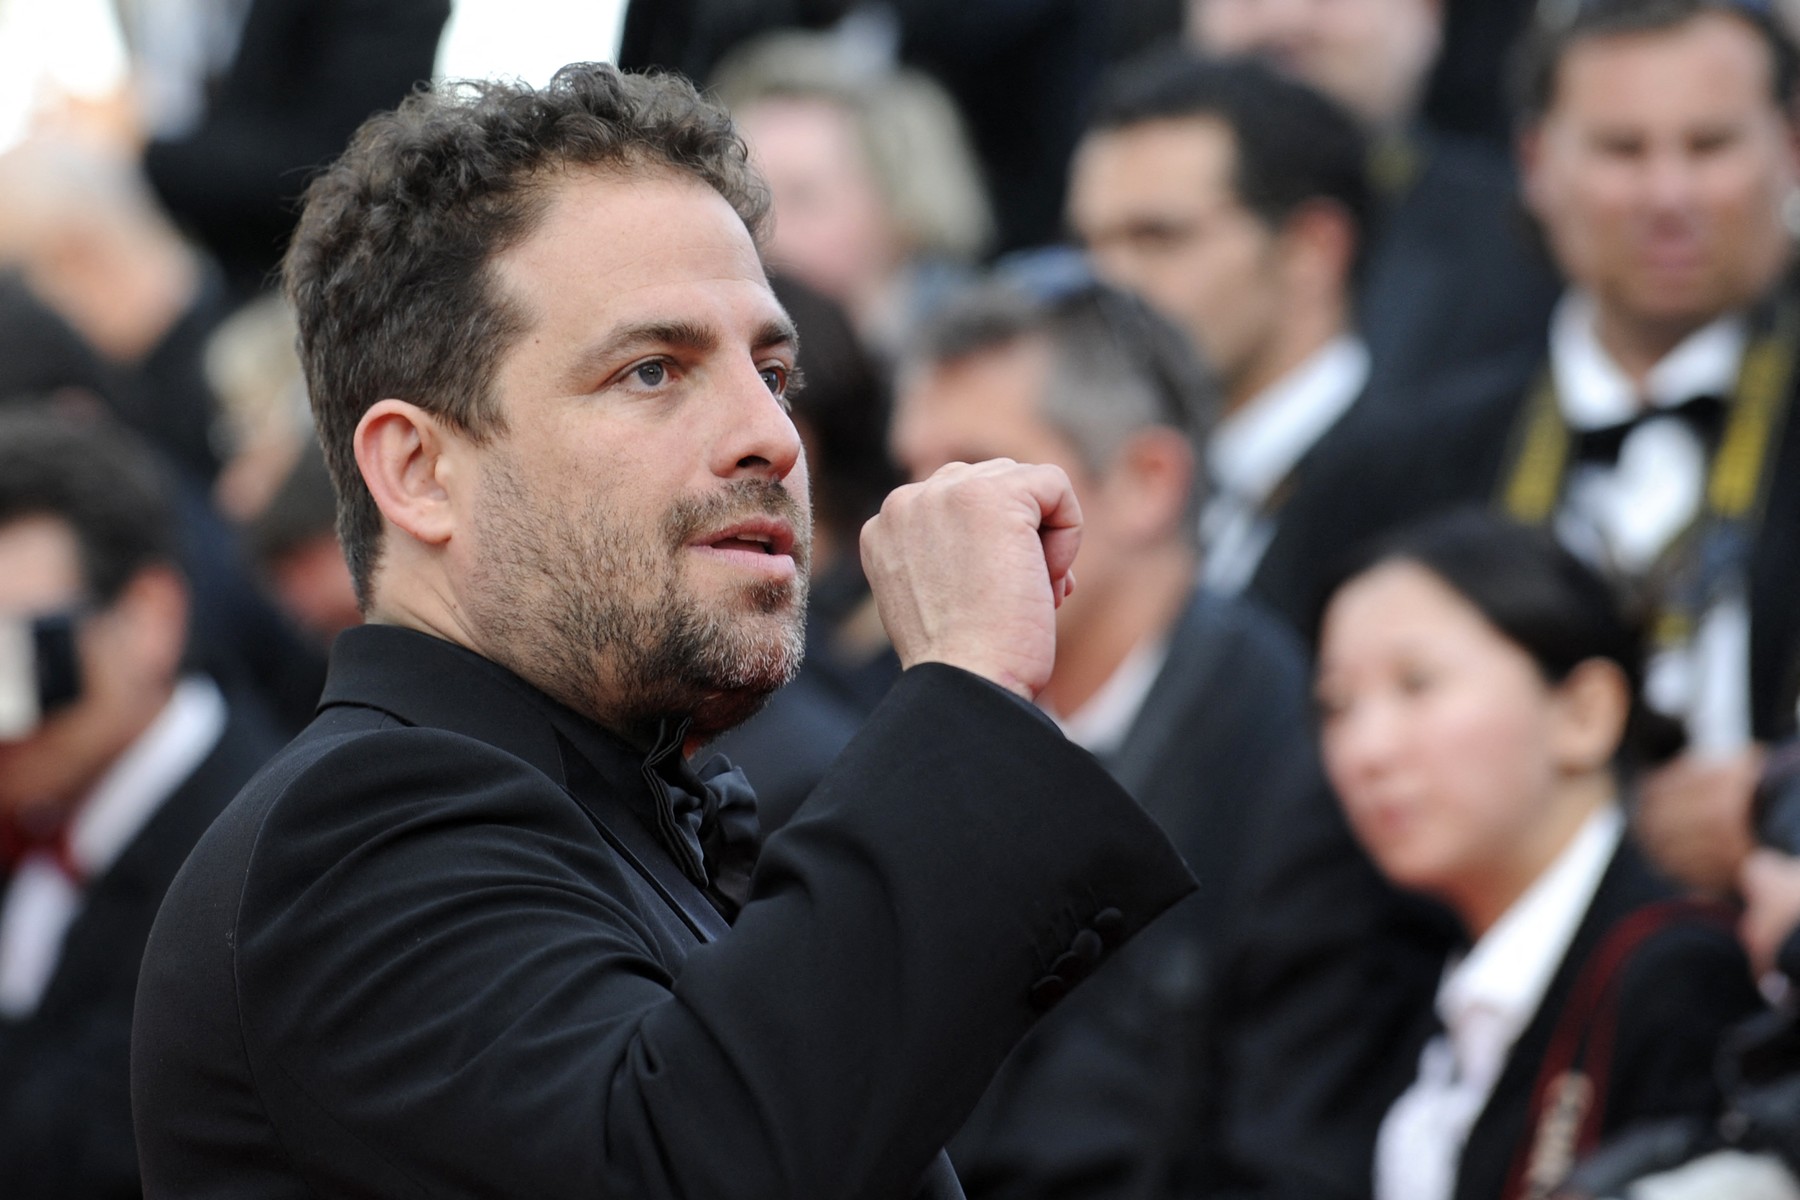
left=1497, top=296, right=1798, bottom=649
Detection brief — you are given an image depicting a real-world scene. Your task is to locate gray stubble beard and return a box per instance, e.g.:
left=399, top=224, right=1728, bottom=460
left=467, top=458, right=811, bottom=743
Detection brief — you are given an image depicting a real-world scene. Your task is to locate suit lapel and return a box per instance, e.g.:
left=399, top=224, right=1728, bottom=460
left=553, top=735, right=730, bottom=944
left=1453, top=842, right=1668, bottom=1200
left=320, top=626, right=735, bottom=946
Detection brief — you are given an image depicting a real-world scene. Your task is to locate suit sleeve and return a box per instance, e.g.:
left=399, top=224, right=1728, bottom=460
left=232, top=663, right=1196, bottom=1200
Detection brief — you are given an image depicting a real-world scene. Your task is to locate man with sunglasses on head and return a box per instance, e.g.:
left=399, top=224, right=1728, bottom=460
left=0, top=405, right=280, bottom=1199
left=893, top=265, right=1395, bottom=1198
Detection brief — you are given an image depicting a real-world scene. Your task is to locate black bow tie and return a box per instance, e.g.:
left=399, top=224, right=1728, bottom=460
left=1572, top=393, right=1727, bottom=467
left=643, top=724, right=762, bottom=921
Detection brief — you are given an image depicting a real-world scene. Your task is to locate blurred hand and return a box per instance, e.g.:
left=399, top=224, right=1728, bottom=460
left=860, top=459, right=1079, bottom=701
left=34, top=86, right=146, bottom=158
left=1740, top=848, right=1800, bottom=979
left=1632, top=747, right=1763, bottom=896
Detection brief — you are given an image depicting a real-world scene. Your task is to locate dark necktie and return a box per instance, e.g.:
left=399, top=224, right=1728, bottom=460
left=1572, top=393, right=1727, bottom=467
left=642, top=725, right=762, bottom=921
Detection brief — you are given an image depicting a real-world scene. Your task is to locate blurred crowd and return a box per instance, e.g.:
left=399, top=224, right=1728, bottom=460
left=3, top=0, right=1800, bottom=1197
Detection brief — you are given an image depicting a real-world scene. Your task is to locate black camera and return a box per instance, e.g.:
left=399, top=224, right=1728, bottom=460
left=0, top=611, right=81, bottom=739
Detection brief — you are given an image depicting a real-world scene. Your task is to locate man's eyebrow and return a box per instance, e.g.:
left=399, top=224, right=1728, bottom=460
left=563, top=316, right=800, bottom=388
left=753, top=316, right=800, bottom=354
left=571, top=320, right=719, bottom=378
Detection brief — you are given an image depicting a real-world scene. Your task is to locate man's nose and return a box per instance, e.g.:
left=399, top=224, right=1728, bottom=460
left=1088, top=241, right=1154, bottom=302
left=715, top=364, right=803, bottom=481
left=1641, top=149, right=1701, bottom=213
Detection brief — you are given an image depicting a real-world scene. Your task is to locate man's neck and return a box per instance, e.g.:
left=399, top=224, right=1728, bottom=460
left=1224, top=306, right=1348, bottom=416
left=1592, top=305, right=1719, bottom=389
left=1038, top=543, right=1193, bottom=721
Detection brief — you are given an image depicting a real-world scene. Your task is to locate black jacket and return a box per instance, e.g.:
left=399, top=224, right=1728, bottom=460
left=142, top=0, right=450, bottom=299
left=949, top=590, right=1395, bottom=1200
left=1384, top=838, right=1761, bottom=1200
left=131, top=625, right=1195, bottom=1198
left=0, top=696, right=280, bottom=1199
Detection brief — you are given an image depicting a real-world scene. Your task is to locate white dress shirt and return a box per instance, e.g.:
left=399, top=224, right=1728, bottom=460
left=1050, top=632, right=1170, bottom=759
left=1374, top=805, right=1626, bottom=1200
left=1547, top=293, right=1754, bottom=751
left=1201, top=336, right=1370, bottom=594
left=0, top=675, right=226, bottom=1017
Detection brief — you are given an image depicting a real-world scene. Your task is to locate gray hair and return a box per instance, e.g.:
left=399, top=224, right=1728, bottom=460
left=908, top=275, right=1221, bottom=527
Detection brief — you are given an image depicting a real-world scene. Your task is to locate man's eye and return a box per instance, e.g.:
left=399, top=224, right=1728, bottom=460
left=759, top=365, right=787, bottom=395
left=633, top=361, right=668, bottom=387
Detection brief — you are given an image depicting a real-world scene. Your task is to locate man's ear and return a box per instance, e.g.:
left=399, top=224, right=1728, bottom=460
left=1277, top=199, right=1358, bottom=304
left=102, top=563, right=190, bottom=686
left=1102, top=427, right=1195, bottom=545
left=353, top=400, right=463, bottom=549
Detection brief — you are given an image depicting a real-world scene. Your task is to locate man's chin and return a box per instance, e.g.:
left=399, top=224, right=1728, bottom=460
left=686, top=683, right=784, bottom=741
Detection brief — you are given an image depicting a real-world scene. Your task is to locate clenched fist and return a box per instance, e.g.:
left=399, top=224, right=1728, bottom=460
left=860, top=459, right=1080, bottom=701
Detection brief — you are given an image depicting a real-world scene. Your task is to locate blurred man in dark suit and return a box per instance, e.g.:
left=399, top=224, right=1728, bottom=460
left=1068, top=54, right=1527, bottom=633
left=119, top=0, right=451, bottom=301
left=130, top=63, right=1195, bottom=1199
left=893, top=269, right=1399, bottom=1198
left=0, top=405, right=280, bottom=1199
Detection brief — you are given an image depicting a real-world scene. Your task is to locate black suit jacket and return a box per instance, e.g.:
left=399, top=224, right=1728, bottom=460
left=1399, top=838, right=1761, bottom=1200
left=949, top=590, right=1397, bottom=1200
left=0, top=696, right=280, bottom=1199
left=131, top=625, right=1195, bottom=1199
left=1242, top=347, right=1543, bottom=639
left=1358, top=131, right=1560, bottom=399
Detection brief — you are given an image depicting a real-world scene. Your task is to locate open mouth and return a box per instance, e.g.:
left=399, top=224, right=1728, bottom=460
left=710, top=532, right=780, bottom=555
left=695, top=517, right=798, bottom=562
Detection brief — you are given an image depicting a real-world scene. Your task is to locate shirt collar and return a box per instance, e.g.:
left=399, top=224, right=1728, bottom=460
left=1436, top=804, right=1625, bottom=1086
left=66, top=675, right=226, bottom=878
left=1209, top=336, right=1369, bottom=504
left=1549, top=291, right=1746, bottom=431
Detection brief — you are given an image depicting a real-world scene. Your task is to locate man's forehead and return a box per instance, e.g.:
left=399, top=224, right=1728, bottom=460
left=491, top=165, right=781, bottom=332
left=1546, top=13, right=1783, bottom=121
left=1198, top=0, right=1437, bottom=32
left=1076, top=119, right=1237, bottom=205
left=912, top=337, right=1052, bottom=415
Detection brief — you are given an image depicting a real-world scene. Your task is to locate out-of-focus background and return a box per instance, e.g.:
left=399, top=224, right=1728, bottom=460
left=0, top=0, right=626, bottom=154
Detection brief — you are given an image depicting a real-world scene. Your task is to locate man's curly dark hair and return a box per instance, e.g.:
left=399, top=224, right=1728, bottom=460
left=284, top=63, right=771, bottom=608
